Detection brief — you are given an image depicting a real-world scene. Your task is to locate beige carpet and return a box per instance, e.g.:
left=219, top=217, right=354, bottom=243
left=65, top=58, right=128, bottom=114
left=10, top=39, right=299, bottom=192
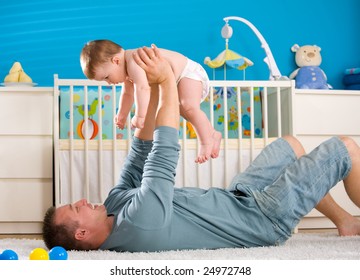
left=1, top=232, right=359, bottom=260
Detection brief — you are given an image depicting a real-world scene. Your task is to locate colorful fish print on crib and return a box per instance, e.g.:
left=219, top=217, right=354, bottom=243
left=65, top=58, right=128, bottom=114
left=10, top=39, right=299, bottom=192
left=59, top=86, right=263, bottom=140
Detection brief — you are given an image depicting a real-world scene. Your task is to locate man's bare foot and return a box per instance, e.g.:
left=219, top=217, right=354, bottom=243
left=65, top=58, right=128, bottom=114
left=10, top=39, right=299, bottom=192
left=337, top=216, right=360, bottom=236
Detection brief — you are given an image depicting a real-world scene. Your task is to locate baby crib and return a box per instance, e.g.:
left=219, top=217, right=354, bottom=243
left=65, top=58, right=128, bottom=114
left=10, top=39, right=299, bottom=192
left=53, top=74, right=294, bottom=206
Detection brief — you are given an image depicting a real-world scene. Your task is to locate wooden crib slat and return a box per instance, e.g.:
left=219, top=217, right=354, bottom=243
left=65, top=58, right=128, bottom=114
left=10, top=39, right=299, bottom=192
left=53, top=75, right=60, bottom=206
left=112, top=85, right=118, bottom=187
left=182, top=118, right=187, bottom=186
left=97, top=85, right=104, bottom=202
left=236, top=86, right=243, bottom=173
left=209, top=86, right=215, bottom=187
left=276, top=87, right=282, bottom=137
left=84, top=86, right=90, bottom=202
left=249, top=86, right=255, bottom=161
left=262, top=87, right=269, bottom=145
left=223, top=86, right=229, bottom=187
left=69, top=85, right=75, bottom=203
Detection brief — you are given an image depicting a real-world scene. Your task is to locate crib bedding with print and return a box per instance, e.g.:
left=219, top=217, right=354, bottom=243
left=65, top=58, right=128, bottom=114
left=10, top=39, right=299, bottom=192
left=54, top=75, right=294, bottom=206
left=58, top=83, right=263, bottom=140
left=59, top=86, right=122, bottom=140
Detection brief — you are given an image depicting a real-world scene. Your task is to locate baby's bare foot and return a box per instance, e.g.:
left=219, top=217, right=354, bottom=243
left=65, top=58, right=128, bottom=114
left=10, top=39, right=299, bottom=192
left=195, top=131, right=222, bottom=164
left=195, top=143, right=212, bottom=164
left=211, top=131, right=222, bottom=159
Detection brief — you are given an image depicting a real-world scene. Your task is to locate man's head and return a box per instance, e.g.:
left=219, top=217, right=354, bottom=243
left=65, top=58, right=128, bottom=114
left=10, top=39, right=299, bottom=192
left=80, top=39, right=125, bottom=84
left=42, top=199, right=110, bottom=251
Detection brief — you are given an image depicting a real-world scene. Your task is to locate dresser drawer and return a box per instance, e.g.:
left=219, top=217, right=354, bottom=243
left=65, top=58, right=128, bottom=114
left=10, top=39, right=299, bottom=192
left=293, top=93, right=360, bottom=135
left=0, top=135, right=52, bottom=178
left=0, top=179, right=52, bottom=221
left=0, top=91, right=53, bottom=135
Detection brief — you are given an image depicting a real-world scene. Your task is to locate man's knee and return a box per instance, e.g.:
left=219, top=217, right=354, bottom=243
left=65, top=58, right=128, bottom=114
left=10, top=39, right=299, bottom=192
left=339, top=136, right=360, bottom=158
left=282, top=135, right=305, bottom=158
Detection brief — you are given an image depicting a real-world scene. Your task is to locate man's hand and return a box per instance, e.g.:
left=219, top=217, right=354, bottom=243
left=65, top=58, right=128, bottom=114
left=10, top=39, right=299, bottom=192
left=133, top=44, right=179, bottom=130
left=133, top=44, right=174, bottom=85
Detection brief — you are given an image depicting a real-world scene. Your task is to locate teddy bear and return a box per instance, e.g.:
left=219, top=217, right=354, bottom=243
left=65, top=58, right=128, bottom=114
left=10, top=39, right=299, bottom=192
left=289, top=44, right=330, bottom=89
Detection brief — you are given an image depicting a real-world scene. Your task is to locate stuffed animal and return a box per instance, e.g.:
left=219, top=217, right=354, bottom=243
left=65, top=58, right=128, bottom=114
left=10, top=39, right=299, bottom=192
left=289, top=44, right=330, bottom=89
left=4, top=61, right=32, bottom=83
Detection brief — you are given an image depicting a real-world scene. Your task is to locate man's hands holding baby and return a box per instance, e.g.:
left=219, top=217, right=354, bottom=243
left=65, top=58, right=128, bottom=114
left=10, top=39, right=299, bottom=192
left=115, top=44, right=177, bottom=130
left=133, top=44, right=174, bottom=85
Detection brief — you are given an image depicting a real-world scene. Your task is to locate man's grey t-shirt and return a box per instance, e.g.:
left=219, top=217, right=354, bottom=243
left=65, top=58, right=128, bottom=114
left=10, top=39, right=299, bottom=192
left=100, top=126, right=276, bottom=252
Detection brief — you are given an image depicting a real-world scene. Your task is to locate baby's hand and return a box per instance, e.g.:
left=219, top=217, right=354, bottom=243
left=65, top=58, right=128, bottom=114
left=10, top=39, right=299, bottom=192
left=131, top=115, right=145, bottom=129
left=114, top=115, right=126, bottom=130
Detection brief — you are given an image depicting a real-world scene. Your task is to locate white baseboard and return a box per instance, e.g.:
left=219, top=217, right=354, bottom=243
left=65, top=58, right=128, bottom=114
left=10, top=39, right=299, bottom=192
left=0, top=222, right=42, bottom=234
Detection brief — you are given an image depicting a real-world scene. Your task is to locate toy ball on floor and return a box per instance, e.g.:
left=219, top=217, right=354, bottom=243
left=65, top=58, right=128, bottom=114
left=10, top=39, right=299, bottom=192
left=49, top=246, right=68, bottom=260
left=29, top=248, right=49, bottom=260
left=0, top=249, right=19, bottom=260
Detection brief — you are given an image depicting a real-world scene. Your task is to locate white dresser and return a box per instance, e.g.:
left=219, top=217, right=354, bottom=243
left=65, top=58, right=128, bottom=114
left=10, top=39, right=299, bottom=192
left=0, top=86, right=53, bottom=233
left=268, top=88, right=360, bottom=229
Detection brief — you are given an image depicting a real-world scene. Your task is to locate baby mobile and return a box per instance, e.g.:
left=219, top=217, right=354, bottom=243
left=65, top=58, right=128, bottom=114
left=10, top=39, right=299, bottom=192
left=204, top=21, right=254, bottom=137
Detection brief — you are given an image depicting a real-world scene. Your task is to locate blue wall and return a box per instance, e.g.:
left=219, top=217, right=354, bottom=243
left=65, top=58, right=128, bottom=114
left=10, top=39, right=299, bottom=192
left=1, top=0, right=359, bottom=89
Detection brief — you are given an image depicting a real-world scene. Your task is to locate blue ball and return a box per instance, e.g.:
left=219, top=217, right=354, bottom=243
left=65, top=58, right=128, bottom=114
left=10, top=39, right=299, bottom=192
left=49, top=246, right=68, bottom=260
left=0, top=249, right=19, bottom=260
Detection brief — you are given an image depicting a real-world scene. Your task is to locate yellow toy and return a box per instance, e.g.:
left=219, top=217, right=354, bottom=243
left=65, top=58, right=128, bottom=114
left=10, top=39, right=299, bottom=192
left=4, top=62, right=33, bottom=83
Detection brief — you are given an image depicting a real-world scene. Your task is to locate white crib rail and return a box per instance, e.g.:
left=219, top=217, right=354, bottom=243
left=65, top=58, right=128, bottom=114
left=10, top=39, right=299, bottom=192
left=54, top=74, right=295, bottom=206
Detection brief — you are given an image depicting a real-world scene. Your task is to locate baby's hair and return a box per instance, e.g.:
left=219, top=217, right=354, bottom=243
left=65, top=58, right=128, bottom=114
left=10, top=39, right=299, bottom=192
left=80, top=39, right=123, bottom=79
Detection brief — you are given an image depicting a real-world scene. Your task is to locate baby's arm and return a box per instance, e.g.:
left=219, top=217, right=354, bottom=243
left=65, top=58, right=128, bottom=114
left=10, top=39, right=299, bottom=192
left=127, top=56, right=151, bottom=129
left=115, top=79, right=134, bottom=129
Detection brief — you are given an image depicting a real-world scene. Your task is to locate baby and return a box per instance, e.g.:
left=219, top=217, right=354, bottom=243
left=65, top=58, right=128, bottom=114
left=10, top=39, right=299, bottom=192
left=80, top=40, right=221, bottom=164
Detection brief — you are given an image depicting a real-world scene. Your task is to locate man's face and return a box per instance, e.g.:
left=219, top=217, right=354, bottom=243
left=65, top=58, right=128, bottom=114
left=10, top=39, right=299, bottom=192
left=55, top=199, right=108, bottom=231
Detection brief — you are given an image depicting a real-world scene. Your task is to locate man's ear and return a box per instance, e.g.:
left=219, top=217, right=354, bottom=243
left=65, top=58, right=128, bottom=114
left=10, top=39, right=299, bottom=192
left=75, top=228, right=89, bottom=241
